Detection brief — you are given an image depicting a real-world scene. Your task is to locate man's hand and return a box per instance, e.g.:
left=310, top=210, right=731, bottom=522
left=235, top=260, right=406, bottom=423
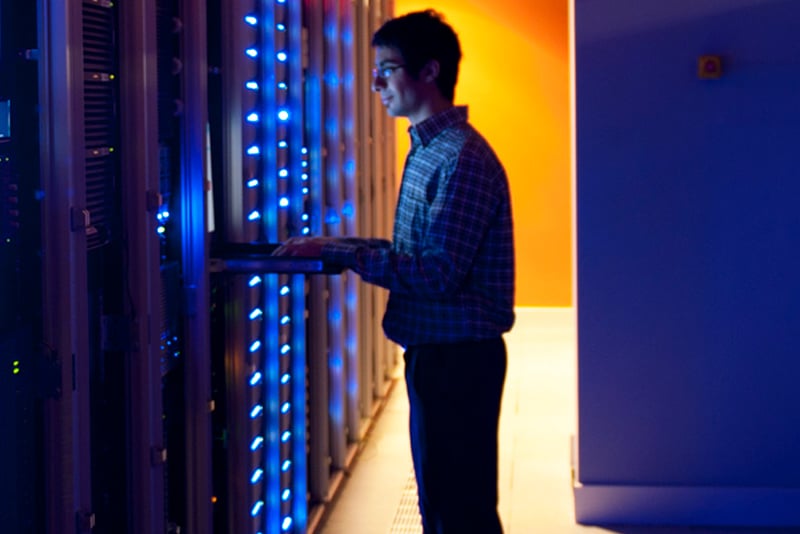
left=271, top=236, right=336, bottom=257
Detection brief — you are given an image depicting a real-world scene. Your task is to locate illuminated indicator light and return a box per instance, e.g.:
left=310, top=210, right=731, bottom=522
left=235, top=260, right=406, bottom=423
left=247, top=179, right=259, bottom=188
left=278, top=141, right=288, bottom=148
left=278, top=82, right=288, bottom=90
left=248, top=210, right=261, bottom=221
left=250, top=404, right=264, bottom=418
left=280, top=315, right=291, bottom=324
left=277, top=51, right=288, bottom=62
left=301, top=147, right=308, bottom=155
left=281, top=402, right=291, bottom=414
left=249, top=340, right=262, bottom=352
left=282, top=517, right=292, bottom=531
left=249, top=308, right=264, bottom=320
left=211, top=495, right=218, bottom=503
left=249, top=371, right=263, bottom=386
left=249, top=275, right=262, bottom=287
left=246, top=145, right=260, bottom=156
left=280, top=344, right=291, bottom=355
left=246, top=80, right=259, bottom=90
left=250, top=468, right=264, bottom=484
left=245, top=48, right=258, bottom=58
left=280, top=285, right=290, bottom=295
left=244, top=14, right=257, bottom=25
left=281, top=460, right=292, bottom=472
left=277, top=109, right=290, bottom=121
left=281, top=431, right=291, bottom=442
left=302, top=187, right=309, bottom=194
left=280, top=373, right=290, bottom=384
left=157, top=226, right=166, bottom=235
left=301, top=173, right=308, bottom=181
left=277, top=23, right=286, bottom=31
left=246, top=112, right=260, bottom=123
left=302, top=161, right=308, bottom=168
left=279, top=197, right=289, bottom=208
left=251, top=501, right=264, bottom=517
left=278, top=168, right=289, bottom=178
left=281, top=489, right=291, bottom=501
left=301, top=214, right=309, bottom=221
left=302, top=227, right=310, bottom=235
left=250, top=436, right=264, bottom=450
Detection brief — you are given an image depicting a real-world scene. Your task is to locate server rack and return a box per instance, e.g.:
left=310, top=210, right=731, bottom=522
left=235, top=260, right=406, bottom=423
left=13, top=0, right=397, bottom=531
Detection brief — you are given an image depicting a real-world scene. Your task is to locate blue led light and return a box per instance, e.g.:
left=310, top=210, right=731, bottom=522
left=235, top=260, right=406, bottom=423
left=281, top=402, right=291, bottom=414
left=277, top=109, right=290, bottom=121
left=302, top=227, right=310, bottom=235
left=249, top=308, right=264, bottom=320
left=246, top=80, right=259, bottom=91
left=250, top=468, right=264, bottom=484
left=249, top=275, right=262, bottom=287
left=280, top=315, right=291, bottom=324
left=277, top=23, right=286, bottom=31
left=248, top=210, right=261, bottom=221
left=302, top=187, right=309, bottom=194
left=245, top=48, right=258, bottom=58
left=281, top=431, right=291, bottom=442
left=246, top=112, right=260, bottom=123
left=244, top=14, right=257, bottom=26
left=278, top=82, right=288, bottom=90
left=281, top=459, right=292, bottom=472
left=246, top=145, right=260, bottom=156
left=249, top=340, right=262, bottom=352
left=280, top=344, right=291, bottom=355
left=157, top=226, right=166, bottom=235
left=281, top=489, right=291, bottom=501
left=282, top=517, right=293, bottom=531
left=301, top=214, right=309, bottom=221
left=301, top=147, right=308, bottom=155
left=279, top=197, right=289, bottom=208
left=278, top=168, right=289, bottom=178
left=251, top=501, right=264, bottom=517
left=301, top=173, right=308, bottom=181
left=278, top=141, right=288, bottom=148
left=250, top=436, right=264, bottom=451
left=280, top=373, right=290, bottom=384
left=250, top=404, right=264, bottom=418
left=280, top=285, right=290, bottom=296
left=249, top=371, right=263, bottom=386
left=277, top=51, right=288, bottom=62
left=247, top=179, right=259, bottom=188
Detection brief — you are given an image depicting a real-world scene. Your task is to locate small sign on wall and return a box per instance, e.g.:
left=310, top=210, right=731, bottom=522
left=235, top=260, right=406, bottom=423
left=698, top=55, right=723, bottom=79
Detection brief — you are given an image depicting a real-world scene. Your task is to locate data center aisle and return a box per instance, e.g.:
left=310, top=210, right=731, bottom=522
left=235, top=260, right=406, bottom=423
left=315, top=307, right=800, bottom=534
left=316, top=307, right=596, bottom=533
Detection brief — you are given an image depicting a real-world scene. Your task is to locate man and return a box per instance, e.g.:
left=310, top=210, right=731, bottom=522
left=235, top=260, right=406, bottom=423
left=275, top=10, right=514, bottom=533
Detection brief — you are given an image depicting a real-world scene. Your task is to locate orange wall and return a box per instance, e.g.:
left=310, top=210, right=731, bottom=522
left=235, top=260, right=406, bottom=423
left=392, top=0, right=572, bottom=306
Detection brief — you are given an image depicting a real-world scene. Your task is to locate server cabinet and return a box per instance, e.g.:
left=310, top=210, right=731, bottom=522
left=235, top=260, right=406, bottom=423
left=12, top=0, right=397, bottom=531
left=0, top=1, right=44, bottom=532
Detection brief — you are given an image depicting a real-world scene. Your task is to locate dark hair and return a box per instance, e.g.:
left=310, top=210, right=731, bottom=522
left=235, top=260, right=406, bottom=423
left=371, top=9, right=462, bottom=102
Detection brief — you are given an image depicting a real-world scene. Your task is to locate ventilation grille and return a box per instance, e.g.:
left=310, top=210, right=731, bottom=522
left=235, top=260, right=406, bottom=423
left=82, top=0, right=119, bottom=250
left=390, top=470, right=422, bottom=534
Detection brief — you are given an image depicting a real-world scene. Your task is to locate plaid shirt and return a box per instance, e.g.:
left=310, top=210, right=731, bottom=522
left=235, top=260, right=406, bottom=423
left=323, top=106, right=515, bottom=347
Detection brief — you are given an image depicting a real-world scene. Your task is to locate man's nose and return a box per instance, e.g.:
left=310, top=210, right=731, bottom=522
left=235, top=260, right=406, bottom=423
left=371, top=77, right=386, bottom=92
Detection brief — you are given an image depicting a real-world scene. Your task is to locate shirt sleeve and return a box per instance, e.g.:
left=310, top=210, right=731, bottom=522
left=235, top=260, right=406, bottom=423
left=327, top=145, right=503, bottom=297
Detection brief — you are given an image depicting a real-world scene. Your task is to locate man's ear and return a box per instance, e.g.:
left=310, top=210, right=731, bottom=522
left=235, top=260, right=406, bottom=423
left=420, top=59, right=440, bottom=84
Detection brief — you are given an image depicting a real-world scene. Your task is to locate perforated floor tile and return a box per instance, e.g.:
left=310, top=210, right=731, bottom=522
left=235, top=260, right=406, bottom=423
left=389, top=470, right=423, bottom=533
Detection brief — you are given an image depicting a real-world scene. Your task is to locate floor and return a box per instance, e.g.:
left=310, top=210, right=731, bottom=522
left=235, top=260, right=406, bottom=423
left=314, top=308, right=799, bottom=534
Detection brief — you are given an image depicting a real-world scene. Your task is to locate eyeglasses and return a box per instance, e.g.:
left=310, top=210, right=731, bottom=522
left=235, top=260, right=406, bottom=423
left=371, top=64, right=405, bottom=80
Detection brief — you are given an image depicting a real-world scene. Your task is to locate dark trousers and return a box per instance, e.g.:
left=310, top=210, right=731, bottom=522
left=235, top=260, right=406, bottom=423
left=404, top=337, right=507, bottom=534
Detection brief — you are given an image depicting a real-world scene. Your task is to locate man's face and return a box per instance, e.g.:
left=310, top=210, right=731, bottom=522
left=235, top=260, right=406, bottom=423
left=372, top=46, right=429, bottom=124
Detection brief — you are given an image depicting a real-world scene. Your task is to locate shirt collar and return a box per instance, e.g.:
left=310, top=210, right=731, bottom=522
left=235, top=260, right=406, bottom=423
left=408, top=105, right=468, bottom=148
